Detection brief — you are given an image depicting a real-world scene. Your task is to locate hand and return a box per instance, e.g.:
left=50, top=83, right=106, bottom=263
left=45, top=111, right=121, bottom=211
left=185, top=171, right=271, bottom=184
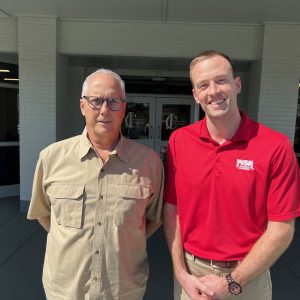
left=198, top=274, right=229, bottom=299
left=177, top=272, right=215, bottom=300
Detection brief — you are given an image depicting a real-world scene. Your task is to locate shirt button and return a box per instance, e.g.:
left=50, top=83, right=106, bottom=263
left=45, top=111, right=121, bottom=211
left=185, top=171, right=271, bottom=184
left=101, top=168, right=105, bottom=173
left=93, top=276, right=98, bottom=281
left=95, top=250, right=100, bottom=254
left=97, top=221, right=102, bottom=226
left=100, top=195, right=103, bottom=199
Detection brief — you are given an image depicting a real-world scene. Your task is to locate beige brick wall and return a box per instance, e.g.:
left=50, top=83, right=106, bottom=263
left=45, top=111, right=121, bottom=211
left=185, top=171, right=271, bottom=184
left=0, top=17, right=17, bottom=52
left=18, top=16, right=57, bottom=201
left=258, top=23, right=300, bottom=141
left=59, top=20, right=262, bottom=60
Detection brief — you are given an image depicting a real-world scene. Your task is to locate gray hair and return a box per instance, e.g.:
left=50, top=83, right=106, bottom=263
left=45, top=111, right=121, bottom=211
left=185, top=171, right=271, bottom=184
left=81, top=68, right=126, bottom=98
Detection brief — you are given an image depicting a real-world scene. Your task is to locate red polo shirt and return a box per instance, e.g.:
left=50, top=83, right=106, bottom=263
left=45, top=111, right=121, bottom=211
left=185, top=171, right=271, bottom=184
left=164, top=112, right=300, bottom=261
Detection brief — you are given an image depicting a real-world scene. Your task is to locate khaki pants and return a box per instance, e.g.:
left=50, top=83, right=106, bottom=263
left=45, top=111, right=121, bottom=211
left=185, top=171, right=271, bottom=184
left=174, top=252, right=272, bottom=300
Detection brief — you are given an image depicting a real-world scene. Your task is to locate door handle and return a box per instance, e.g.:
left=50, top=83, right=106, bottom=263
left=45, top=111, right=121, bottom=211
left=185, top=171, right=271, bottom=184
left=156, top=125, right=161, bottom=138
left=149, top=125, right=153, bottom=138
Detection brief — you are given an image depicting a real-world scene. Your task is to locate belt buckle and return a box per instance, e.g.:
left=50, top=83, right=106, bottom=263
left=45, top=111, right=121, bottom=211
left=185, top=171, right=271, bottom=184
left=210, top=259, right=219, bottom=268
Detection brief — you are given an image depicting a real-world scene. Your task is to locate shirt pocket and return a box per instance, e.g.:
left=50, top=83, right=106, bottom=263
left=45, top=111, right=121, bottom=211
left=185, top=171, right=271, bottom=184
left=115, top=184, right=151, bottom=230
left=47, top=184, right=84, bottom=229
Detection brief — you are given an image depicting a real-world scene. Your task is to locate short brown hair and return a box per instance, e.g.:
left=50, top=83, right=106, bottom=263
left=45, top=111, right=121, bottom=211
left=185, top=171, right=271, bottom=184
left=190, top=50, right=237, bottom=85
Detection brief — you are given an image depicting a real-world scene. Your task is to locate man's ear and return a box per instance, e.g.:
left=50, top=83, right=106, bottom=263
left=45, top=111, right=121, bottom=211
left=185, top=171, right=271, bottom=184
left=80, top=99, right=85, bottom=116
left=235, top=77, right=242, bottom=94
left=192, top=88, right=200, bottom=104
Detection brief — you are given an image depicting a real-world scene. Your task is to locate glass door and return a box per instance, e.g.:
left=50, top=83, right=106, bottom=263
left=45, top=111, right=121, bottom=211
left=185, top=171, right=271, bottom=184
left=122, top=96, right=156, bottom=149
left=155, top=97, right=195, bottom=162
left=0, top=85, right=20, bottom=197
left=122, top=95, right=195, bottom=162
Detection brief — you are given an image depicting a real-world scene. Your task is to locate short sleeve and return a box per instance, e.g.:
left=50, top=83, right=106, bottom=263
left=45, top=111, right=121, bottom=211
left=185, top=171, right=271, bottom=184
left=267, top=138, right=300, bottom=221
left=27, top=153, right=51, bottom=220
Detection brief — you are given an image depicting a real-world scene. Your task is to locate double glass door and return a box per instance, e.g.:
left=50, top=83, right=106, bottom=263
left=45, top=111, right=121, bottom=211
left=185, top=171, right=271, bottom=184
left=121, top=96, right=195, bottom=162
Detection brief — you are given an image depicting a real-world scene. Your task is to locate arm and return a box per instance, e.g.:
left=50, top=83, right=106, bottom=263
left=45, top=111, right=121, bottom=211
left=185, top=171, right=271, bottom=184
left=146, top=158, right=165, bottom=238
left=37, top=216, right=51, bottom=232
left=199, top=219, right=295, bottom=298
left=233, top=219, right=294, bottom=285
left=163, top=202, right=214, bottom=299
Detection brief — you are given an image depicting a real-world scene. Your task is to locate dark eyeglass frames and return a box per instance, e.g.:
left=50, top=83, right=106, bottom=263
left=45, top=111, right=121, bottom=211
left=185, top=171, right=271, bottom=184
left=83, top=96, right=126, bottom=111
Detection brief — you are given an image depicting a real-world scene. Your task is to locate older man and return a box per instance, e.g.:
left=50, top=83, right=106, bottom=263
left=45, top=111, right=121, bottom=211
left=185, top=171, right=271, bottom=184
left=163, top=50, right=300, bottom=300
left=27, top=69, right=164, bottom=300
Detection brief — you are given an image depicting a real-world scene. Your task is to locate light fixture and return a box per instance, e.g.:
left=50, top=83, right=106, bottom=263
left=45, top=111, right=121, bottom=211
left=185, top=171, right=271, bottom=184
left=0, top=69, right=10, bottom=73
left=4, top=78, right=19, bottom=81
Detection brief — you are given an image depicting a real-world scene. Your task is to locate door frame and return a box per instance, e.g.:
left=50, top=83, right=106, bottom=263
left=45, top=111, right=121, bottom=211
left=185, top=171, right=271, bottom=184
left=124, top=93, right=198, bottom=154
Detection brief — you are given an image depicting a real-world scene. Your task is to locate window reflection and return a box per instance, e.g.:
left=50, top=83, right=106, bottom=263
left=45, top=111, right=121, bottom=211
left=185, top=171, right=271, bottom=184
left=122, top=103, right=150, bottom=140
left=161, top=104, right=191, bottom=140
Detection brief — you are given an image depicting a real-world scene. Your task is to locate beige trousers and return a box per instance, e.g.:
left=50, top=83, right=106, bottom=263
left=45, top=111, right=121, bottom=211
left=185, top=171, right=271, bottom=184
left=174, top=252, right=272, bottom=300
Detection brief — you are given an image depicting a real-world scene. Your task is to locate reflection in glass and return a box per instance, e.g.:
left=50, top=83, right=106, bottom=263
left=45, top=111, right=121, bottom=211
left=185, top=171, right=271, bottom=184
left=122, top=103, right=150, bottom=140
left=161, top=105, right=191, bottom=140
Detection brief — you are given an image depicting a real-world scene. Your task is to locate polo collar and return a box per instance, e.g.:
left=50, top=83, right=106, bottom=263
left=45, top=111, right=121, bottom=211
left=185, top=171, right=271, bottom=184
left=199, top=112, right=254, bottom=143
left=231, top=112, right=254, bottom=142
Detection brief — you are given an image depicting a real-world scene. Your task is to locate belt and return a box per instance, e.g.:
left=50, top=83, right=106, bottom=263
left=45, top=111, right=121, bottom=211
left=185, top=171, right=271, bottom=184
left=185, top=251, right=239, bottom=268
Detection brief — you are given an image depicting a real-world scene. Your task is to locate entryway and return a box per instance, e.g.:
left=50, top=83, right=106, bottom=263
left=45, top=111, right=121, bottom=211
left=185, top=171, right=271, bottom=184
left=122, top=95, right=196, bottom=162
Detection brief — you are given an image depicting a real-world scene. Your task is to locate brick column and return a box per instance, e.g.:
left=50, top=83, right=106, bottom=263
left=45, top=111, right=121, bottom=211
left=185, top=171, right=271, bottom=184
left=18, top=16, right=57, bottom=210
left=258, top=23, right=300, bottom=142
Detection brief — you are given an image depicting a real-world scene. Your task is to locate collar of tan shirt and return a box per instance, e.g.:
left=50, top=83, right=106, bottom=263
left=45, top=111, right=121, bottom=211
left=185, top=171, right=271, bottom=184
left=78, top=128, right=129, bottom=162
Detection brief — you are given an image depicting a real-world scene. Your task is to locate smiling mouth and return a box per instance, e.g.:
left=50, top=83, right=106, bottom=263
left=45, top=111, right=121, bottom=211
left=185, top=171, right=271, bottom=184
left=209, top=99, right=225, bottom=105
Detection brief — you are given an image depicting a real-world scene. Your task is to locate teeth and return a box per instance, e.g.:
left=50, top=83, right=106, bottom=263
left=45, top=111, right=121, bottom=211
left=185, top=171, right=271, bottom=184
left=211, top=99, right=224, bottom=105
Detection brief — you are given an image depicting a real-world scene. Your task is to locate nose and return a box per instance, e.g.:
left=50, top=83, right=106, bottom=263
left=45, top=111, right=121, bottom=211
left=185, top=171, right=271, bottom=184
left=100, top=100, right=110, bottom=114
left=207, top=81, right=219, bottom=96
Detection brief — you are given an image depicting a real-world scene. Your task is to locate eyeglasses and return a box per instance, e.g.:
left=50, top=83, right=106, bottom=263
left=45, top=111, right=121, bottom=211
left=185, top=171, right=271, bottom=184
left=83, top=96, right=126, bottom=111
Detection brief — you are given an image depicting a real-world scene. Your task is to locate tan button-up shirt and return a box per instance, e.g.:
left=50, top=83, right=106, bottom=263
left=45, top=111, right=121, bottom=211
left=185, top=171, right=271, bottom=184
left=27, top=129, right=164, bottom=300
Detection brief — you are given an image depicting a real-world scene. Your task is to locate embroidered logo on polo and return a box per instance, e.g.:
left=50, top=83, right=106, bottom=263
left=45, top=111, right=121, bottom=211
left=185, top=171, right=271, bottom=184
left=236, top=159, right=254, bottom=170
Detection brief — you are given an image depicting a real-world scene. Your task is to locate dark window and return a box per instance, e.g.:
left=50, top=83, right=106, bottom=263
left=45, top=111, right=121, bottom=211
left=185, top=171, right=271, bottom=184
left=0, top=87, right=19, bottom=141
left=0, top=146, right=19, bottom=185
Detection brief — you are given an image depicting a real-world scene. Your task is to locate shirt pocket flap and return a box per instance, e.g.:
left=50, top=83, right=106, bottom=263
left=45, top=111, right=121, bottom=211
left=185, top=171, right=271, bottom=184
left=47, top=184, right=84, bottom=200
left=120, top=184, right=151, bottom=200
left=115, top=185, right=152, bottom=229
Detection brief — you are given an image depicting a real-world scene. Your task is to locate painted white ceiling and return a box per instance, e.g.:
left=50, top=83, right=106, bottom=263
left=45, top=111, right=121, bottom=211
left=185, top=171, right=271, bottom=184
left=0, top=0, right=300, bottom=23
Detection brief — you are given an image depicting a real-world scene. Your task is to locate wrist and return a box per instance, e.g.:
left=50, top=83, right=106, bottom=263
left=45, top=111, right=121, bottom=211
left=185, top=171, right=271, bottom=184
left=175, top=269, right=190, bottom=284
left=225, top=273, right=242, bottom=295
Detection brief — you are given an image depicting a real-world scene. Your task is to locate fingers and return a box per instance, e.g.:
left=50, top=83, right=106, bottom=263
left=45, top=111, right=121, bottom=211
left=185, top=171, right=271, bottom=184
left=197, top=282, right=215, bottom=297
left=196, top=289, right=213, bottom=299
